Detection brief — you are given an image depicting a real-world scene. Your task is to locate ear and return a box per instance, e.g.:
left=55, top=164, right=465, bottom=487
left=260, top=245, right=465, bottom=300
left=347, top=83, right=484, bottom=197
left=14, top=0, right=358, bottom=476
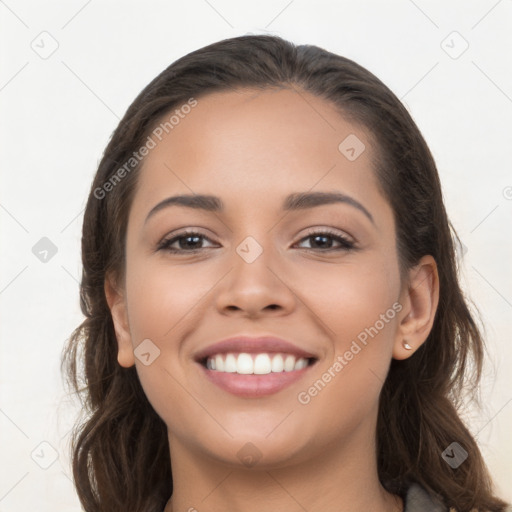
left=393, top=255, right=440, bottom=360
left=104, top=272, right=135, bottom=368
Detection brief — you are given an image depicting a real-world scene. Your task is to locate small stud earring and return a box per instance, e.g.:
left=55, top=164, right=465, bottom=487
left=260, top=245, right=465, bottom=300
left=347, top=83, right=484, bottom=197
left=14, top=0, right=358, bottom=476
left=403, top=341, right=412, bottom=350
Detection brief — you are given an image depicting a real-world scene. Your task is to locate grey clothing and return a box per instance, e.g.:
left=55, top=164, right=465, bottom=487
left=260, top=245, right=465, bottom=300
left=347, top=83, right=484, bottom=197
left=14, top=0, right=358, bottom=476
left=404, top=483, right=512, bottom=512
left=404, top=483, right=447, bottom=511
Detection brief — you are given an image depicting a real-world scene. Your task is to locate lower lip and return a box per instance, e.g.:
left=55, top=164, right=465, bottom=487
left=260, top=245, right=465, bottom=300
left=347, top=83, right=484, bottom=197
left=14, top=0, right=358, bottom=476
left=198, top=363, right=313, bottom=397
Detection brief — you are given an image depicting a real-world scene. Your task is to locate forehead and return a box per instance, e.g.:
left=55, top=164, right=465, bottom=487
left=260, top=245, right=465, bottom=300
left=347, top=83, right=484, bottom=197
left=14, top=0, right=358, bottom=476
left=129, top=87, right=386, bottom=223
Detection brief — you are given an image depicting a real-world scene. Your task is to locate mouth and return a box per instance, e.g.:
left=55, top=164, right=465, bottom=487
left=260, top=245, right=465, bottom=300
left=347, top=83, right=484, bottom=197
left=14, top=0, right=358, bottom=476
left=200, top=352, right=316, bottom=374
left=194, top=336, right=318, bottom=397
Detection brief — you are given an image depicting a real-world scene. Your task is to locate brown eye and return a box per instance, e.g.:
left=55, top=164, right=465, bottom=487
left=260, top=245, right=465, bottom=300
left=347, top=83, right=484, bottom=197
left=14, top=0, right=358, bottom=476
left=296, top=230, right=355, bottom=251
left=157, top=229, right=355, bottom=254
left=158, top=231, right=216, bottom=253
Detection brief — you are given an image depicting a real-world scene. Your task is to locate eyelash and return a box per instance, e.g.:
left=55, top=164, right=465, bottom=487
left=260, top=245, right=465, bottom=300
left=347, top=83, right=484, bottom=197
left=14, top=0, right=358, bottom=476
left=157, top=228, right=355, bottom=254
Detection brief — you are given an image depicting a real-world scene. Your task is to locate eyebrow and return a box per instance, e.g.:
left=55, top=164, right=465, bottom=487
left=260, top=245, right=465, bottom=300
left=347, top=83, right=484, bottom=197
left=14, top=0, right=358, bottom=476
left=144, top=191, right=375, bottom=225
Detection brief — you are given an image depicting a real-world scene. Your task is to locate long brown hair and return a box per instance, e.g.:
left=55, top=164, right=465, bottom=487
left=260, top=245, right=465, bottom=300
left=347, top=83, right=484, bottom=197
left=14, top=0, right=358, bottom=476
left=62, top=34, right=509, bottom=512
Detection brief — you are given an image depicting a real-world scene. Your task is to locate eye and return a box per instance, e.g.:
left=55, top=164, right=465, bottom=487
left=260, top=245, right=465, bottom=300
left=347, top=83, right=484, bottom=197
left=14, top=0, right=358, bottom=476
left=157, top=230, right=217, bottom=253
left=295, top=229, right=355, bottom=252
left=157, top=228, right=355, bottom=254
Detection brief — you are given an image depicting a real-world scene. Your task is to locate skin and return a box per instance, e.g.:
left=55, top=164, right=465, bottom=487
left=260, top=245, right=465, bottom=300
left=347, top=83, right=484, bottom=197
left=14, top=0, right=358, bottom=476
left=105, top=87, right=439, bottom=512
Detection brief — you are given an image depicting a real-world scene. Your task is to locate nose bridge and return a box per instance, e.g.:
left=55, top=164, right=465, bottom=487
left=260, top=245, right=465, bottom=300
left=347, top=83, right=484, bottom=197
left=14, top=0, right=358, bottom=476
left=215, top=229, right=295, bottom=315
left=235, top=234, right=268, bottom=266
left=229, top=206, right=279, bottom=267
left=231, top=231, right=280, bottom=288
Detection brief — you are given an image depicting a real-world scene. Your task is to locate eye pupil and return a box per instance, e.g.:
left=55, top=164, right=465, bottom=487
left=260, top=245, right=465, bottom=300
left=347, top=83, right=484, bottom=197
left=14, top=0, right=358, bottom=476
left=311, top=235, right=332, bottom=249
left=180, top=235, right=202, bottom=249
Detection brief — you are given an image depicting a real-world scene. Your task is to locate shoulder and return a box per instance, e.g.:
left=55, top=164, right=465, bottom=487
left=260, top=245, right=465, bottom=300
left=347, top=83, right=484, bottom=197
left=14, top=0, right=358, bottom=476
left=404, top=483, right=447, bottom=512
left=404, top=483, right=512, bottom=512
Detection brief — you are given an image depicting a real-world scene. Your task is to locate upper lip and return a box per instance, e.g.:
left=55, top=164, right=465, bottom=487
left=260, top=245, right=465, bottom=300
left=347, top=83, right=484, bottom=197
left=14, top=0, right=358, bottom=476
left=194, top=335, right=318, bottom=362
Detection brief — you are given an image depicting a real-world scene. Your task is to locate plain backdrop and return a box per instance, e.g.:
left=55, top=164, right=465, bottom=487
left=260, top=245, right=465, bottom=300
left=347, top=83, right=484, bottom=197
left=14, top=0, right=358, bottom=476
left=1, top=0, right=511, bottom=510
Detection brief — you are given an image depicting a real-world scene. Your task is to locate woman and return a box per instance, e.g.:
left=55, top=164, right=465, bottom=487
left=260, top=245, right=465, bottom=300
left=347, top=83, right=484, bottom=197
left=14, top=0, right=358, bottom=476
left=62, top=34, right=510, bottom=512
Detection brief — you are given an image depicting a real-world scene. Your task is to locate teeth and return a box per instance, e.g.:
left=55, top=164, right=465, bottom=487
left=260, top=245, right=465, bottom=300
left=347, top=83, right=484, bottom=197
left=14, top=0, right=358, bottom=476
left=205, top=352, right=310, bottom=374
left=254, top=354, right=272, bottom=375
left=224, top=353, right=237, bottom=373
left=294, top=358, right=308, bottom=370
left=215, top=354, right=224, bottom=372
left=237, top=353, right=253, bottom=374
left=271, top=354, right=284, bottom=372
left=284, top=355, right=296, bottom=372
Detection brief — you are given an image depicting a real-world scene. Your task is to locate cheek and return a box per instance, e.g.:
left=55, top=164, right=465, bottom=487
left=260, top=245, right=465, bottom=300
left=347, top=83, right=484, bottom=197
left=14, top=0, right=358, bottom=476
left=123, top=254, right=228, bottom=420
left=332, top=268, right=400, bottom=353
left=291, top=256, right=401, bottom=425
left=292, top=255, right=401, bottom=347
left=124, top=254, right=214, bottom=343
left=123, top=256, right=217, bottom=440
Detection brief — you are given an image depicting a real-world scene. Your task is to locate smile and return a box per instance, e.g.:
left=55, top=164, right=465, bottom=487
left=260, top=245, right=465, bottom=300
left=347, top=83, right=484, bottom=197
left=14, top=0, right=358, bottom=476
left=194, top=335, right=318, bottom=397
left=205, top=352, right=313, bottom=374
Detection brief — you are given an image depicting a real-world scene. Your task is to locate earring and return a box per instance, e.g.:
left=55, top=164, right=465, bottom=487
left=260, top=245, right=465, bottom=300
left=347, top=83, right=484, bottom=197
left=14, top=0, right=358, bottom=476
left=403, top=341, right=412, bottom=350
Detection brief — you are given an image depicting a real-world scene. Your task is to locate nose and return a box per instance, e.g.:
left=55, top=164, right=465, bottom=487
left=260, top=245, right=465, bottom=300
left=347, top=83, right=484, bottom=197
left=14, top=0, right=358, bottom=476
left=214, top=239, right=297, bottom=319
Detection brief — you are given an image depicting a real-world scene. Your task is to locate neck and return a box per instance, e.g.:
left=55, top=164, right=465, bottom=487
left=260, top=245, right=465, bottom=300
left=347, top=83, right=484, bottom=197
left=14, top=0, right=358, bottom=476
left=163, top=421, right=402, bottom=512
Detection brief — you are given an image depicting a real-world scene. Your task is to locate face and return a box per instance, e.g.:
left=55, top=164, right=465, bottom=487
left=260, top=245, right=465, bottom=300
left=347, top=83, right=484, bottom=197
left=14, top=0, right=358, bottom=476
left=108, top=87, right=414, bottom=469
